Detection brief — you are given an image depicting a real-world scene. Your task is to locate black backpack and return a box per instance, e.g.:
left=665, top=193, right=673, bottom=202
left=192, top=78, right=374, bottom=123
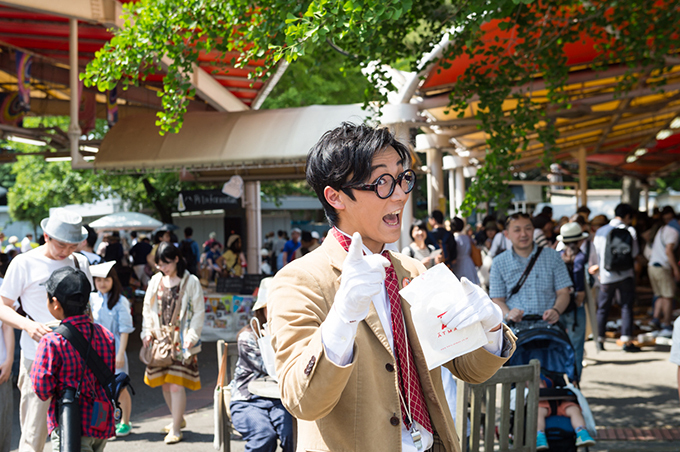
left=604, top=226, right=634, bottom=272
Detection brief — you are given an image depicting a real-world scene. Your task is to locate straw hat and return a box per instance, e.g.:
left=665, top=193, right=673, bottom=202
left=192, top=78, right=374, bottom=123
left=557, top=222, right=589, bottom=243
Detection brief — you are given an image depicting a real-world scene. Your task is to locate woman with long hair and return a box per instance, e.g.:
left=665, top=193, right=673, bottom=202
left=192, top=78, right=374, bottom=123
left=141, top=242, right=205, bottom=444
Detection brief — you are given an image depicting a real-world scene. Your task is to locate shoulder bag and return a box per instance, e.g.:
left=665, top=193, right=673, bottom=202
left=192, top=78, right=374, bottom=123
left=139, top=279, right=185, bottom=367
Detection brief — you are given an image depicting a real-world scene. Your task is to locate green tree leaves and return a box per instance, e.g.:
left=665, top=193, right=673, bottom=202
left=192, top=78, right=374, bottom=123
left=81, top=0, right=680, bottom=216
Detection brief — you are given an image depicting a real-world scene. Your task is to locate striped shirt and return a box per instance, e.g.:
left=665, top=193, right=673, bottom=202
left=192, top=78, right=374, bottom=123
left=489, top=244, right=572, bottom=315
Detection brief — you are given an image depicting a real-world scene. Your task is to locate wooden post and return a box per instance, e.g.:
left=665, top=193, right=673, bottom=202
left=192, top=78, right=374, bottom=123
left=578, top=146, right=588, bottom=208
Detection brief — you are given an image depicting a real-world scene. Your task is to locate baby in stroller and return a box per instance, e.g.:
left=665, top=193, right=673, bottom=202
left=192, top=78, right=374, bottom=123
left=537, top=373, right=595, bottom=450
left=507, top=316, right=596, bottom=451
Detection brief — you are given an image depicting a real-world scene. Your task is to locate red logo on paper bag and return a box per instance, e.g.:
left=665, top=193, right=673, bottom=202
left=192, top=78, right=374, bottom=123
left=436, top=312, right=456, bottom=337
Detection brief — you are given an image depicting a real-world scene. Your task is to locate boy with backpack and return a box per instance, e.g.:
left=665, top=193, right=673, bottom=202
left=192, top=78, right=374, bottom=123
left=593, top=203, right=640, bottom=352
left=31, top=267, right=116, bottom=451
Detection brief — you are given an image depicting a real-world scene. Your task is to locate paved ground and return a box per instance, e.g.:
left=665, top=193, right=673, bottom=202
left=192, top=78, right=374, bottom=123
left=8, top=328, right=680, bottom=452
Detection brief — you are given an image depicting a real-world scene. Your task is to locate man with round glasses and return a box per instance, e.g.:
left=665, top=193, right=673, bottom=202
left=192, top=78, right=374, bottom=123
left=268, top=122, right=515, bottom=452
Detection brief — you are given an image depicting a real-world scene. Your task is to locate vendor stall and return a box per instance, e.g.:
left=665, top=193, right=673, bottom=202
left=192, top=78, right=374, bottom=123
left=200, top=274, right=267, bottom=342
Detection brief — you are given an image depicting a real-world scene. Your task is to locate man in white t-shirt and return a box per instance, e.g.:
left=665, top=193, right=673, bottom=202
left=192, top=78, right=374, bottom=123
left=648, top=206, right=680, bottom=338
left=0, top=318, right=14, bottom=452
left=0, top=208, right=92, bottom=452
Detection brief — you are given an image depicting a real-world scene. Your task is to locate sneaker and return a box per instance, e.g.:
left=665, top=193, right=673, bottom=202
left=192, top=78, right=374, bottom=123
left=116, top=423, right=132, bottom=437
left=575, top=429, right=596, bottom=447
left=536, top=431, right=549, bottom=451
left=658, top=328, right=673, bottom=338
left=623, top=343, right=641, bottom=353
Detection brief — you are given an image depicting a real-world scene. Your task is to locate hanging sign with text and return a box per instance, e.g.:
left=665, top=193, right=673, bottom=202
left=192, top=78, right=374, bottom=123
left=178, top=189, right=240, bottom=212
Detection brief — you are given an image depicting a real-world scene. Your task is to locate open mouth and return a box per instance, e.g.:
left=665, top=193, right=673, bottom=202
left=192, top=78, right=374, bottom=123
left=383, top=210, right=401, bottom=226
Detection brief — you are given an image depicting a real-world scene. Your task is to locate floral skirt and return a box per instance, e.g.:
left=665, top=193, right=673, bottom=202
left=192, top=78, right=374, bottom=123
left=144, top=355, right=201, bottom=391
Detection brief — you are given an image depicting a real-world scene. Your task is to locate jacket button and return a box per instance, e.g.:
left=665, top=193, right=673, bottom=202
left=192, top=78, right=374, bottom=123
left=385, top=363, right=394, bottom=372
left=390, top=416, right=400, bottom=426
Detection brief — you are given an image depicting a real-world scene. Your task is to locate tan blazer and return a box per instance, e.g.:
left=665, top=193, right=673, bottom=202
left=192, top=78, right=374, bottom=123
left=269, top=234, right=516, bottom=452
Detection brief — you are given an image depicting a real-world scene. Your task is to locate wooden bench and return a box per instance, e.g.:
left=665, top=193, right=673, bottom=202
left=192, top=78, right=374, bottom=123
left=456, top=359, right=541, bottom=452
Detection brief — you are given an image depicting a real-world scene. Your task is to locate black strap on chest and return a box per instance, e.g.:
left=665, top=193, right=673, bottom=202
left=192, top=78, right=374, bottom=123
left=509, top=246, right=543, bottom=296
left=54, top=322, right=115, bottom=403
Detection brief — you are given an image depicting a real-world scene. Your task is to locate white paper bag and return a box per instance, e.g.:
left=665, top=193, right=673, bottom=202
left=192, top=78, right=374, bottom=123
left=257, top=326, right=278, bottom=379
left=251, top=318, right=278, bottom=379
left=400, top=263, right=488, bottom=370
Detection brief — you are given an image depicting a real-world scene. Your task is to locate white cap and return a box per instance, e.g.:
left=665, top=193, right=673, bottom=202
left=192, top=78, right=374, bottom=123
left=89, top=261, right=116, bottom=279
left=252, top=277, right=274, bottom=311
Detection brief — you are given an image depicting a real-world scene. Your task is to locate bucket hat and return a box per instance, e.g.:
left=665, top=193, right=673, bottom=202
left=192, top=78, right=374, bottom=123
left=40, top=208, right=88, bottom=244
left=557, top=222, right=589, bottom=243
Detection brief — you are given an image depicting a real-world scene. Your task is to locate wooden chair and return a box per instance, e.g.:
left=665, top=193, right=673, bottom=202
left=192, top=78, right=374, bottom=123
left=456, top=359, right=541, bottom=452
left=216, top=340, right=239, bottom=452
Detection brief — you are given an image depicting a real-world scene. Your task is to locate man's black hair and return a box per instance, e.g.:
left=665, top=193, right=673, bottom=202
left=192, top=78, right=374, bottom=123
left=185, top=227, right=193, bottom=237
left=301, top=231, right=313, bottom=243
left=661, top=205, right=676, bottom=218
left=451, top=217, right=465, bottom=233
left=532, top=213, right=552, bottom=230
left=540, top=206, right=553, bottom=217
left=306, top=122, right=411, bottom=226
left=130, top=231, right=137, bottom=239
left=614, top=203, right=635, bottom=219
left=84, top=224, right=98, bottom=249
left=576, top=206, right=591, bottom=216
left=431, top=210, right=444, bottom=225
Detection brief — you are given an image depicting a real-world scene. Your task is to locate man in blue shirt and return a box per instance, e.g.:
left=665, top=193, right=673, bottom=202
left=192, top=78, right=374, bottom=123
left=281, top=228, right=301, bottom=266
left=490, top=213, right=572, bottom=324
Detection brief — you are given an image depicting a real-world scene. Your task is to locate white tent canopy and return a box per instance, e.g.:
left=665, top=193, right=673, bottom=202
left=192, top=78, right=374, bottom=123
left=89, top=212, right=163, bottom=231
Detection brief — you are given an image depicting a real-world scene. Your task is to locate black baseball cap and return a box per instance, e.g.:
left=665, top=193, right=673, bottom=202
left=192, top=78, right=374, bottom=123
left=44, top=267, right=92, bottom=310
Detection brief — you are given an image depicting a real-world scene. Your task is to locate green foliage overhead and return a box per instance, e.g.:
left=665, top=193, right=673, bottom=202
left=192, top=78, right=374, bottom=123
left=82, top=0, right=680, bottom=215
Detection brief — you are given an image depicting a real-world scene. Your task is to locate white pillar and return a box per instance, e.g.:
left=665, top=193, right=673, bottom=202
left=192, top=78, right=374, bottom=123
left=454, top=167, right=465, bottom=215
left=578, top=146, right=588, bottom=207
left=427, top=148, right=444, bottom=214
left=392, top=123, right=413, bottom=251
left=244, top=180, right=261, bottom=274
left=448, top=169, right=456, bottom=219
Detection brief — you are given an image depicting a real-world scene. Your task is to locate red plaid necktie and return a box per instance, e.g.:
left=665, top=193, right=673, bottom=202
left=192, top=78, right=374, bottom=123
left=331, top=228, right=433, bottom=433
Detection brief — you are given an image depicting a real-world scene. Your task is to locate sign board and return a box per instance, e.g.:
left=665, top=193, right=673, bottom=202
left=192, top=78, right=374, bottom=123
left=216, top=277, right=244, bottom=294
left=178, top=189, right=240, bottom=212
left=242, top=274, right=266, bottom=295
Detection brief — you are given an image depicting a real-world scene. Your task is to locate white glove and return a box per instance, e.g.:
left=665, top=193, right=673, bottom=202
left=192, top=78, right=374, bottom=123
left=334, top=232, right=390, bottom=323
left=439, top=277, right=503, bottom=332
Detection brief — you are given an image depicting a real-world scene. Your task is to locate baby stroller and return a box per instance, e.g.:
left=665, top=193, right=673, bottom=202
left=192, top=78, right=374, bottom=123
left=507, top=315, right=596, bottom=452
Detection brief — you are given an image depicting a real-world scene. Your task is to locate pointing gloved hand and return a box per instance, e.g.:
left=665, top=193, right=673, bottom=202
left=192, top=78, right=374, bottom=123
left=334, top=232, right=390, bottom=324
left=439, top=277, right=503, bottom=332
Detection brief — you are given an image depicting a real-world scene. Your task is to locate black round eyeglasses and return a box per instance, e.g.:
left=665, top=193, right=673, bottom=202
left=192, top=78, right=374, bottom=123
left=341, top=169, right=417, bottom=199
